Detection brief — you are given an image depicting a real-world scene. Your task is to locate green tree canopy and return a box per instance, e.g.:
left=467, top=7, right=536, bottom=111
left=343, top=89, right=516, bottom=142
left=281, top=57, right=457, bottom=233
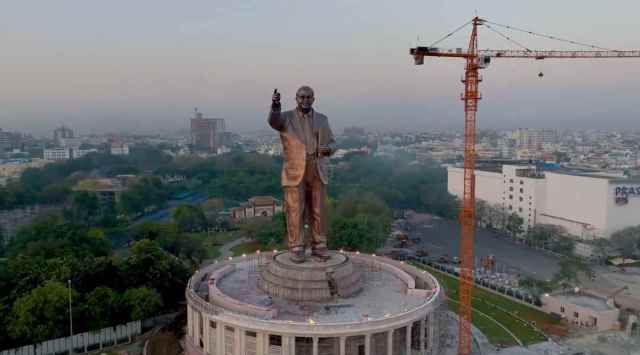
left=124, top=239, right=191, bottom=305
left=328, top=192, right=392, bottom=252
left=122, top=287, right=163, bottom=320
left=610, top=225, right=640, bottom=258
left=84, top=287, right=121, bottom=330
left=9, top=281, right=75, bottom=343
left=118, top=176, right=168, bottom=217
left=505, top=213, right=524, bottom=237
left=172, top=204, right=208, bottom=232
left=8, top=215, right=111, bottom=258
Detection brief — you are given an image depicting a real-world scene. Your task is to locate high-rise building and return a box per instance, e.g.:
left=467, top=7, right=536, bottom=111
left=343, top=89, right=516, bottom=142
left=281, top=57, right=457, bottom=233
left=0, top=129, right=10, bottom=151
left=190, top=110, right=226, bottom=152
left=54, top=125, right=74, bottom=146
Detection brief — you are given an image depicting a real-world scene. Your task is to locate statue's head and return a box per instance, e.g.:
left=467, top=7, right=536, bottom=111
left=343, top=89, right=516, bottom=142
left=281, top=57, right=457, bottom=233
left=296, top=86, right=315, bottom=113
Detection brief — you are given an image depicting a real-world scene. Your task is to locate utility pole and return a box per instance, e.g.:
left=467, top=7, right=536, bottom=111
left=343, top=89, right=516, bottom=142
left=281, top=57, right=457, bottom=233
left=68, top=279, right=74, bottom=355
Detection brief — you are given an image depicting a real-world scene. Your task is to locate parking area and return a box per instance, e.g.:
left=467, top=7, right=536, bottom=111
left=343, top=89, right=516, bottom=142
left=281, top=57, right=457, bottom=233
left=401, top=213, right=561, bottom=281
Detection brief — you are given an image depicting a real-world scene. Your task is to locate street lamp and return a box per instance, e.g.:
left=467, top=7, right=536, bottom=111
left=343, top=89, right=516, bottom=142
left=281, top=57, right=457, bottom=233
left=68, top=279, right=73, bottom=355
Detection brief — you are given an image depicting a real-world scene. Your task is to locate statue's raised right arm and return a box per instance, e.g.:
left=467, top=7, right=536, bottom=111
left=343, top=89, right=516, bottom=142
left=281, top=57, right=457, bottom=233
left=268, top=89, right=285, bottom=131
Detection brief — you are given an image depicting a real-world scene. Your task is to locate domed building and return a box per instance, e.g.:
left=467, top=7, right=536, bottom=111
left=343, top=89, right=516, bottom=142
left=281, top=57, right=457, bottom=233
left=185, top=250, right=445, bottom=355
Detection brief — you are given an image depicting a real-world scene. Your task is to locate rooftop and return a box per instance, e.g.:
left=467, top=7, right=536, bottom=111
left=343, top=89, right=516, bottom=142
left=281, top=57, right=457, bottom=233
left=73, top=178, right=125, bottom=192
left=553, top=293, right=613, bottom=312
left=214, top=258, right=427, bottom=322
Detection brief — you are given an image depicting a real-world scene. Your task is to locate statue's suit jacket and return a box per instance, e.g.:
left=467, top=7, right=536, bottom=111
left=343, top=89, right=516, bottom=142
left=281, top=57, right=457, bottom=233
left=268, top=109, right=335, bottom=187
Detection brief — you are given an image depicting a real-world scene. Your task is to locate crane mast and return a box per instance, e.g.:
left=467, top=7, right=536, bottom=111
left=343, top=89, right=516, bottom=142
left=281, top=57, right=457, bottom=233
left=410, top=16, right=640, bottom=355
left=457, top=16, right=480, bottom=355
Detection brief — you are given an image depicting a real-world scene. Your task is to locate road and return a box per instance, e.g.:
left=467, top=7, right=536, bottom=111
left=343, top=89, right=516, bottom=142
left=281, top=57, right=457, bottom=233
left=406, top=216, right=561, bottom=280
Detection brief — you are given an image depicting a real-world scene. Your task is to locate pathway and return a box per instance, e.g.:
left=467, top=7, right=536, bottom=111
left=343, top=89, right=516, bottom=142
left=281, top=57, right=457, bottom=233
left=219, top=237, right=249, bottom=259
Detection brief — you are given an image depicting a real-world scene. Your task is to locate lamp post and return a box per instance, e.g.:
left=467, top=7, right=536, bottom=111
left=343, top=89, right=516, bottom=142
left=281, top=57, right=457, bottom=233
left=68, top=279, right=73, bottom=355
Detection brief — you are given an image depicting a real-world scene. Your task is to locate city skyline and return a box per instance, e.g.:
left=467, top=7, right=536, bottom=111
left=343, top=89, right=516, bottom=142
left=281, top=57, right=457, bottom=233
left=1, top=1, right=640, bottom=135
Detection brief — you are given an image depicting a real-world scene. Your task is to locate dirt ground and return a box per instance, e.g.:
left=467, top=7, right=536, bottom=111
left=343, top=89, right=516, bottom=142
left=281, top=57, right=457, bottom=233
left=147, top=332, right=182, bottom=355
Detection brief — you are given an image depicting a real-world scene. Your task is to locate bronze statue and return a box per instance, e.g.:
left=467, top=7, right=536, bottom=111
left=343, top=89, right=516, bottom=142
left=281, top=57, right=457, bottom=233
left=268, top=86, right=335, bottom=263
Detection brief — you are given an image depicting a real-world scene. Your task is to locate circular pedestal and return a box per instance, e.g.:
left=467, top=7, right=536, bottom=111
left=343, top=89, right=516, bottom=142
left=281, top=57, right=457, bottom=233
left=258, top=251, right=361, bottom=302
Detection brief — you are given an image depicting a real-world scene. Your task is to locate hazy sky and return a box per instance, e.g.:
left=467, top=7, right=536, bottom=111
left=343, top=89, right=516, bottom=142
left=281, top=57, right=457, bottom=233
left=1, top=1, right=639, bottom=136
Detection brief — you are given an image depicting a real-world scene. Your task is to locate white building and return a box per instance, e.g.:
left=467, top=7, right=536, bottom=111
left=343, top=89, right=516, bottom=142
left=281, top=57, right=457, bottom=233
left=44, top=148, right=71, bottom=161
left=44, top=147, right=98, bottom=161
left=448, top=163, right=640, bottom=239
left=71, top=147, right=98, bottom=159
left=110, top=142, right=130, bottom=156
left=57, top=137, right=84, bottom=148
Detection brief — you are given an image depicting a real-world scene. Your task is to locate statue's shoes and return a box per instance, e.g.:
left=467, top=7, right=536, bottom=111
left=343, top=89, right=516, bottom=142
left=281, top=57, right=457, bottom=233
left=289, top=249, right=306, bottom=264
left=311, top=247, right=330, bottom=261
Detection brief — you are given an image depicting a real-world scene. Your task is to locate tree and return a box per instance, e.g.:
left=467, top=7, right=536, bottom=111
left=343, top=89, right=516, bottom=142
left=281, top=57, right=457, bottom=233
left=8, top=215, right=110, bottom=259
left=610, top=225, right=640, bottom=258
left=125, top=239, right=191, bottom=305
left=172, top=204, right=208, bottom=232
left=84, top=287, right=122, bottom=330
left=328, top=192, right=392, bottom=252
left=118, top=177, right=169, bottom=217
left=551, top=235, right=576, bottom=256
left=519, top=277, right=553, bottom=298
left=505, top=213, right=524, bottom=237
left=255, top=213, right=286, bottom=247
left=67, top=191, right=99, bottom=226
left=239, top=217, right=272, bottom=241
left=0, top=225, right=6, bottom=256
left=524, top=224, right=557, bottom=248
left=329, top=215, right=374, bottom=252
left=8, top=281, right=75, bottom=343
left=552, top=257, right=591, bottom=287
left=122, top=287, right=163, bottom=320
left=131, top=221, right=204, bottom=261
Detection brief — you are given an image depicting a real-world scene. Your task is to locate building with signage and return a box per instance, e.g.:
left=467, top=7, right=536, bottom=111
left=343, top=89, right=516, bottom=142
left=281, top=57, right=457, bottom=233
left=448, top=163, right=640, bottom=239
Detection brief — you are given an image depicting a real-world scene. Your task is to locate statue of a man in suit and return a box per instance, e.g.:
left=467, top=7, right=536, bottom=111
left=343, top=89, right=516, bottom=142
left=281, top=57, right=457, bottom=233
left=268, top=86, right=335, bottom=263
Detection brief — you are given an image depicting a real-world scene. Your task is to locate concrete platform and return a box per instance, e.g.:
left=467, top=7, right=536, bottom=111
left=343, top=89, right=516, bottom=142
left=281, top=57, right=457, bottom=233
left=258, top=251, right=362, bottom=302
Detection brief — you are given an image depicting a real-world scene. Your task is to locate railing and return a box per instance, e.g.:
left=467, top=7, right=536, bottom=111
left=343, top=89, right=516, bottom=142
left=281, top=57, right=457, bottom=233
left=185, top=252, right=445, bottom=335
left=1, top=321, right=141, bottom=355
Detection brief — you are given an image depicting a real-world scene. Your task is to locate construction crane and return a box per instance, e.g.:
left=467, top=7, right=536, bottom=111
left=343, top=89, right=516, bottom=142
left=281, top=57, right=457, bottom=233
left=410, top=17, right=640, bottom=355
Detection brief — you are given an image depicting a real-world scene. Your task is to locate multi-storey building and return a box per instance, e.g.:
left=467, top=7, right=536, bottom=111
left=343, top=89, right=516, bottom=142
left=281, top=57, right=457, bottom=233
left=44, top=147, right=71, bottom=161
left=53, top=125, right=74, bottom=146
left=448, top=163, right=640, bottom=239
left=110, top=142, right=130, bottom=155
left=514, top=129, right=558, bottom=151
left=190, top=110, right=226, bottom=152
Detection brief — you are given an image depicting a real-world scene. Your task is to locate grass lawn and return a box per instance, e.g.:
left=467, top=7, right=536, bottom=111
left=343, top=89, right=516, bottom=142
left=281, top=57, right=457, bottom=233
left=414, top=262, right=562, bottom=346
left=185, top=231, right=242, bottom=260
left=446, top=299, right=519, bottom=348
left=231, top=241, right=263, bottom=256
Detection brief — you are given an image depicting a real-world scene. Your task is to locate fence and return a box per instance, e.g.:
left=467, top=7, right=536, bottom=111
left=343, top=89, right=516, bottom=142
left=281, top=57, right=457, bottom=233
left=1, top=321, right=141, bottom=355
